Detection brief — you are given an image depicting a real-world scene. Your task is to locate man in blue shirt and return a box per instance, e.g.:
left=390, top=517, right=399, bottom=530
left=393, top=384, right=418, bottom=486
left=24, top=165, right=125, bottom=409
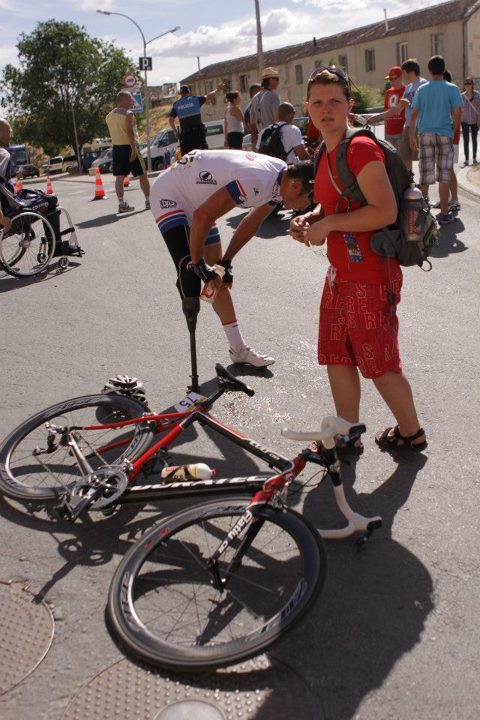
left=169, top=84, right=223, bottom=156
left=410, top=55, right=463, bottom=224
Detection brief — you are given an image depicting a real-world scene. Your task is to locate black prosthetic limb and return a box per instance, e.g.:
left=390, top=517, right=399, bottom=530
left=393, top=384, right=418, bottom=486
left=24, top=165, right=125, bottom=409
left=182, top=296, right=201, bottom=391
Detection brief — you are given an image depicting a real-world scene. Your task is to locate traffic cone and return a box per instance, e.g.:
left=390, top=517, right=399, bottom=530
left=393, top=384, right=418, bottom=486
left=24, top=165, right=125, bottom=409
left=46, top=175, right=54, bottom=195
left=92, top=167, right=106, bottom=200
left=123, top=175, right=130, bottom=188
left=14, top=178, right=23, bottom=193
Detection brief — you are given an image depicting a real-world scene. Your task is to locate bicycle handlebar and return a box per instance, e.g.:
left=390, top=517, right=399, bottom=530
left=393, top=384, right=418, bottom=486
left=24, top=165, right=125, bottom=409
left=282, top=416, right=366, bottom=450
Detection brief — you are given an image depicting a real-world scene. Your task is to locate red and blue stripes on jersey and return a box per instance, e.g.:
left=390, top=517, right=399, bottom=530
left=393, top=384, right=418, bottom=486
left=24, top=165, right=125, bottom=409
left=156, top=209, right=188, bottom=234
left=226, top=179, right=248, bottom=206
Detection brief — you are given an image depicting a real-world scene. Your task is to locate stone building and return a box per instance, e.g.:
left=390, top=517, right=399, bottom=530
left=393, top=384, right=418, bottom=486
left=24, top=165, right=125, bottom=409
left=179, top=0, right=480, bottom=121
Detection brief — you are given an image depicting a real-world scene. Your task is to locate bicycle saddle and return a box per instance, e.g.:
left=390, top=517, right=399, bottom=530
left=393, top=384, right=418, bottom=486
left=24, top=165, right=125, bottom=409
left=215, top=364, right=255, bottom=396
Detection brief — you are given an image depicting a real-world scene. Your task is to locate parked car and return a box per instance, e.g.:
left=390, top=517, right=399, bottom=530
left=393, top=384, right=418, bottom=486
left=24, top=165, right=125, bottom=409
left=141, top=129, right=178, bottom=171
left=46, top=154, right=79, bottom=174
left=16, top=163, right=40, bottom=179
left=89, top=148, right=113, bottom=175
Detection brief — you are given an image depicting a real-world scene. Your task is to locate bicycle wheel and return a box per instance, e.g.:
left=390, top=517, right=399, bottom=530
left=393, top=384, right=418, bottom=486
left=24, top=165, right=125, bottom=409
left=0, top=211, right=55, bottom=277
left=107, top=496, right=326, bottom=671
left=0, top=394, right=153, bottom=502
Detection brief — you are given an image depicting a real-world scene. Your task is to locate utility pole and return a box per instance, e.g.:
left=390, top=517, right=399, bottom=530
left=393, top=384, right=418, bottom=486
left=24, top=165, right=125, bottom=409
left=254, top=0, right=264, bottom=77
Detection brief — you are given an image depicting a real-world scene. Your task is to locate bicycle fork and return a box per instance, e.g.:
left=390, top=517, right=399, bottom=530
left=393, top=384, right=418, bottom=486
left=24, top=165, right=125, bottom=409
left=206, top=507, right=266, bottom=592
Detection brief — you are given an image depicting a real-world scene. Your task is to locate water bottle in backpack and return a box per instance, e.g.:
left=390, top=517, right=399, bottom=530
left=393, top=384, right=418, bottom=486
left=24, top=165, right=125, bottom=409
left=402, top=183, right=427, bottom=242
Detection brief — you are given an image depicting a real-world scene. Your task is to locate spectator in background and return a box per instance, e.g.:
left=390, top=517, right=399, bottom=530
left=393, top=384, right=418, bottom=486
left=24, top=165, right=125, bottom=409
left=383, top=66, right=405, bottom=150
left=461, top=77, right=480, bottom=166
left=169, top=83, right=224, bottom=156
left=367, top=59, right=427, bottom=172
left=0, top=118, right=13, bottom=231
left=105, top=90, right=150, bottom=213
left=250, top=67, right=281, bottom=143
left=410, top=55, right=463, bottom=225
left=433, top=69, right=461, bottom=213
left=258, top=102, right=309, bottom=163
left=224, top=92, right=244, bottom=149
left=244, top=84, right=262, bottom=148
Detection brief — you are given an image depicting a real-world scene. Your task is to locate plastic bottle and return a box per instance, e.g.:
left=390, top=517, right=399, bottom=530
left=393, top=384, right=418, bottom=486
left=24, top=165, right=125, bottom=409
left=160, top=463, right=216, bottom=481
left=403, top=183, right=425, bottom=241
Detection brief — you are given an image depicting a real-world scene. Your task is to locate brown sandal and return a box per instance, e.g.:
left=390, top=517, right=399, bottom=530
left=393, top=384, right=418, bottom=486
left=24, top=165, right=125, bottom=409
left=375, top=425, right=427, bottom=451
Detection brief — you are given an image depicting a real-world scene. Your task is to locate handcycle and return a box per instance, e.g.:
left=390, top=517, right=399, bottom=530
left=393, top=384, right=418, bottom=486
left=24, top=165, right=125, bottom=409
left=0, top=361, right=381, bottom=671
left=0, top=180, right=82, bottom=278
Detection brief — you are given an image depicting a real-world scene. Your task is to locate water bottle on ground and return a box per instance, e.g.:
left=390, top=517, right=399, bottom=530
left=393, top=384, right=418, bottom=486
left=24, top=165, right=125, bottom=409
left=160, top=463, right=216, bottom=481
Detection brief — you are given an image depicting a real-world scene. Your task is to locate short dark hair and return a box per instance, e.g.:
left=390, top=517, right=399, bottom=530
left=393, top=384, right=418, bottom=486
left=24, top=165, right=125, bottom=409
left=225, top=91, right=240, bottom=103
left=285, top=160, right=314, bottom=194
left=401, top=59, right=420, bottom=76
left=249, top=83, right=261, bottom=97
left=428, top=55, right=445, bottom=75
left=180, top=85, right=190, bottom=95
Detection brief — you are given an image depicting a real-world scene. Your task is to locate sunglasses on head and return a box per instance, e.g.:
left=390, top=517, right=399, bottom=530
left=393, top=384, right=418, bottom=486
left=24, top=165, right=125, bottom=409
left=464, top=81, right=473, bottom=85
left=309, top=66, right=349, bottom=85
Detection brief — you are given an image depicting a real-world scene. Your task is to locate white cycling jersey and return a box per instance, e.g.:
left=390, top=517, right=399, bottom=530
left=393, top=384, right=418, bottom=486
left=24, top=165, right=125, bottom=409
left=151, top=149, right=286, bottom=237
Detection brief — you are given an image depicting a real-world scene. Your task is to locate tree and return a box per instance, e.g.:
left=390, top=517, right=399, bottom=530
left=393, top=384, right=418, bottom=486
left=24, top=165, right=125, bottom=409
left=1, top=20, right=137, bottom=156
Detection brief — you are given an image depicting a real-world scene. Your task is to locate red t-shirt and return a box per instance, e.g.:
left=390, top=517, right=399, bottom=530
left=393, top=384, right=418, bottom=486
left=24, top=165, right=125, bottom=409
left=384, top=86, right=405, bottom=135
left=314, top=136, right=400, bottom=284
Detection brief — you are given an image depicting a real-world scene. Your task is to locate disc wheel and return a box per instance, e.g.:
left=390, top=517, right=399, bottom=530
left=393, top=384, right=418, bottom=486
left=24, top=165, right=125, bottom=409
left=0, top=211, right=56, bottom=277
left=0, top=394, right=153, bottom=502
left=107, top=496, right=326, bottom=671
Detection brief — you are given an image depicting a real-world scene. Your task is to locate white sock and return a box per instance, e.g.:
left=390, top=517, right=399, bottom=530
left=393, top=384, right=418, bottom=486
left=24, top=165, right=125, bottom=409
left=223, top=321, right=246, bottom=352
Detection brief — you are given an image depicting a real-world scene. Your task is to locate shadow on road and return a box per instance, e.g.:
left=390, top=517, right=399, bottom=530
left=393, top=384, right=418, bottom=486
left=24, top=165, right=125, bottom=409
left=431, top=220, right=468, bottom=258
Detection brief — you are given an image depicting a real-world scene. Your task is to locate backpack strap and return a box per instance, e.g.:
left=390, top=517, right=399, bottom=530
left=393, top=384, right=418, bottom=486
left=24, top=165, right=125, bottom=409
left=334, top=128, right=381, bottom=207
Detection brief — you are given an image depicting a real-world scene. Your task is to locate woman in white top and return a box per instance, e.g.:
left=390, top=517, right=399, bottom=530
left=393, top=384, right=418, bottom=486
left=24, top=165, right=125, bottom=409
left=461, top=77, right=480, bottom=165
left=224, top=92, right=244, bottom=150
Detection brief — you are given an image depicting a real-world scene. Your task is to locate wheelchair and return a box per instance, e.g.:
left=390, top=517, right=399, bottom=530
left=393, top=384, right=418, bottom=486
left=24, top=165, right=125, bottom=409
left=0, top=178, right=83, bottom=278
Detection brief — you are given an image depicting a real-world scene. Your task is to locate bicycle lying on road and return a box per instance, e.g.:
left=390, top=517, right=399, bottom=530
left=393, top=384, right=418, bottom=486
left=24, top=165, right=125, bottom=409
left=0, top=364, right=381, bottom=670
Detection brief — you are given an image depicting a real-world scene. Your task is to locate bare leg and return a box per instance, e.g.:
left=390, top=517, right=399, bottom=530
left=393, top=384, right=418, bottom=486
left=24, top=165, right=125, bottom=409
left=205, top=243, right=237, bottom=324
left=372, top=370, right=425, bottom=444
left=327, top=365, right=361, bottom=423
left=438, top=180, right=450, bottom=215
left=449, top=168, right=458, bottom=203
left=138, top=173, right=150, bottom=199
left=115, top=176, right=125, bottom=202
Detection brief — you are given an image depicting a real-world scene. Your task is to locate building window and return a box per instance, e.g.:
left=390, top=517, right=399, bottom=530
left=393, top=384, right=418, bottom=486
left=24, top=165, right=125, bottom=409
left=365, top=49, right=375, bottom=72
left=239, top=74, right=248, bottom=93
left=397, top=42, right=408, bottom=65
left=295, top=65, right=303, bottom=84
left=222, top=78, right=231, bottom=92
left=338, top=54, right=348, bottom=72
left=431, top=33, right=444, bottom=56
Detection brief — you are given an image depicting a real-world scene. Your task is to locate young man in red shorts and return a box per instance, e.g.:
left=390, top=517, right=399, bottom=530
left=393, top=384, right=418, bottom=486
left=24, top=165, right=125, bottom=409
left=289, top=67, right=426, bottom=451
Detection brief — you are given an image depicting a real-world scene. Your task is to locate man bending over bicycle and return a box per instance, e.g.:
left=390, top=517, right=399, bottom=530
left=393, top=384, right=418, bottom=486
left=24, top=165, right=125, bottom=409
left=150, top=149, right=313, bottom=367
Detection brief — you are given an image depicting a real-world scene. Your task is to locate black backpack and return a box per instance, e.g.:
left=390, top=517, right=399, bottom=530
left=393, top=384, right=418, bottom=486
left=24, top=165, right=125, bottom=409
left=258, top=123, right=290, bottom=161
left=313, top=128, right=438, bottom=269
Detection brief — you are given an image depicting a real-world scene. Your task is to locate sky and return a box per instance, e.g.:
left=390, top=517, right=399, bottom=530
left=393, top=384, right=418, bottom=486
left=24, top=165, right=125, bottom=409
left=1, top=0, right=434, bottom=87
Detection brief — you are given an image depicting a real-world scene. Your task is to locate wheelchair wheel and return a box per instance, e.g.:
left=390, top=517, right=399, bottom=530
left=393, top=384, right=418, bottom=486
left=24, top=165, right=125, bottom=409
left=0, top=211, right=56, bottom=278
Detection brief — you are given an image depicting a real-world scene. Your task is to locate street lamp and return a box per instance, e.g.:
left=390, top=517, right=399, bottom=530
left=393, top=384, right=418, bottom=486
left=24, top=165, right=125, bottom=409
left=97, top=9, right=180, bottom=172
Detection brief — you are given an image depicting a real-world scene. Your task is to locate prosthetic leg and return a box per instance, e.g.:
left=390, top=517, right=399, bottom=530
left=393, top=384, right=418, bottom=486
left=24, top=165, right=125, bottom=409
left=182, top=297, right=201, bottom=391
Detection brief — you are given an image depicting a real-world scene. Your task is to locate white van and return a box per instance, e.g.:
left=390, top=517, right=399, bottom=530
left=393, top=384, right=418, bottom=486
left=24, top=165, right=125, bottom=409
left=47, top=154, right=78, bottom=174
left=141, top=121, right=226, bottom=171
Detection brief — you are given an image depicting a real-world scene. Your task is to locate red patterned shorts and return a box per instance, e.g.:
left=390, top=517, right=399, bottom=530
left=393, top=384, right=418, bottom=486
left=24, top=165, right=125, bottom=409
left=318, top=270, right=403, bottom=379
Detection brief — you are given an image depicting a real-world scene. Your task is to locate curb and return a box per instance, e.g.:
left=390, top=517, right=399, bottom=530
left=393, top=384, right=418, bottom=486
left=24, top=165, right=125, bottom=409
left=456, top=164, right=480, bottom=200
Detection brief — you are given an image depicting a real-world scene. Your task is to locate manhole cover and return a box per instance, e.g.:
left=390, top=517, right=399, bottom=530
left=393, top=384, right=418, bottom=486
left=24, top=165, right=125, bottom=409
left=62, top=655, right=319, bottom=720
left=0, top=581, right=54, bottom=696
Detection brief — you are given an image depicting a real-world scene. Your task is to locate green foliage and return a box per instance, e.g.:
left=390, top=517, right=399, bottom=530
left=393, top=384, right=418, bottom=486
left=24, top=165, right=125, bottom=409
left=1, top=20, right=136, bottom=155
left=351, top=83, right=376, bottom=113
left=379, top=80, right=391, bottom=100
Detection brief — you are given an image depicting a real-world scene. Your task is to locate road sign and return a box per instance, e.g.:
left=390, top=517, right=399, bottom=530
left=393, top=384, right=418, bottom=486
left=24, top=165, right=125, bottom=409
left=131, top=93, right=143, bottom=114
left=123, top=73, right=138, bottom=88
left=139, top=57, right=152, bottom=71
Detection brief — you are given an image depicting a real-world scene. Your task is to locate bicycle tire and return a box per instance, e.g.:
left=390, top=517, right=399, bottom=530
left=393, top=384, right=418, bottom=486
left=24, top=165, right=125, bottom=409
left=0, top=211, right=56, bottom=277
left=107, top=496, right=326, bottom=671
left=0, top=394, right=153, bottom=502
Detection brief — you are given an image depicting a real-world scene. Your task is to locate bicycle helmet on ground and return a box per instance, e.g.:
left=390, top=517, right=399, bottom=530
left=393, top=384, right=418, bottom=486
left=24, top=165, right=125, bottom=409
left=102, top=375, right=148, bottom=406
